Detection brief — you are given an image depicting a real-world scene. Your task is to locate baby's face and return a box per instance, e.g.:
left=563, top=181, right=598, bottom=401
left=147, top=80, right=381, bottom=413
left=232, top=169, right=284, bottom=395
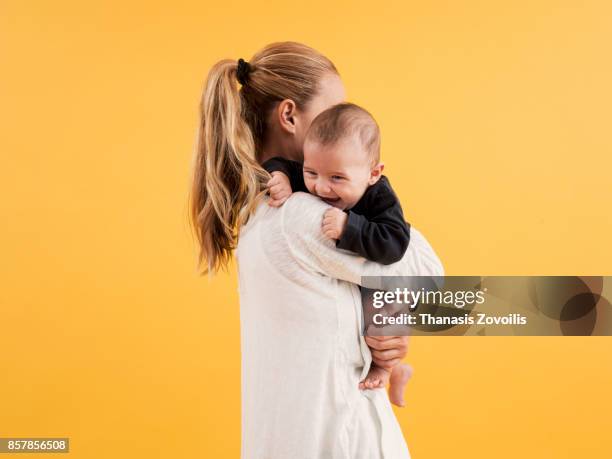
left=303, top=135, right=381, bottom=210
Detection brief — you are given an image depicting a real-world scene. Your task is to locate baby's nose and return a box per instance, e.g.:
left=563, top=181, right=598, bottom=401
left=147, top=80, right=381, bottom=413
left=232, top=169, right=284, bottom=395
left=315, top=181, right=332, bottom=195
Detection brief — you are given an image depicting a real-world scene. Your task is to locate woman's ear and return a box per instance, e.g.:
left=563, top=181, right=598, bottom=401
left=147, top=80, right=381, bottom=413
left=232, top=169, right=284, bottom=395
left=368, top=162, right=385, bottom=185
left=277, top=99, right=297, bottom=134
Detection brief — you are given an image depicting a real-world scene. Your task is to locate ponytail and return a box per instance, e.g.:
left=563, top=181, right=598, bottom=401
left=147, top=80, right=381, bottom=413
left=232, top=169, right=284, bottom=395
left=189, top=60, right=269, bottom=274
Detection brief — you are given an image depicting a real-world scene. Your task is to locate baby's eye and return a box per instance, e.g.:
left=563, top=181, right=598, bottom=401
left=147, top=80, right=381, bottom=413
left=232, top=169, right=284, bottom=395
left=331, top=175, right=345, bottom=181
left=304, top=170, right=317, bottom=177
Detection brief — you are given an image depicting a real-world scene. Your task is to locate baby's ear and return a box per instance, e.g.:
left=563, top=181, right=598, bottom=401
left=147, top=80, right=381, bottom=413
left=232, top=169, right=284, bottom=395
left=368, top=162, right=384, bottom=185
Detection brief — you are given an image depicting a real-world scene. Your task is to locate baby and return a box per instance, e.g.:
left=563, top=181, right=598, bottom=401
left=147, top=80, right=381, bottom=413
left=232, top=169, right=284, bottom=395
left=263, top=102, right=413, bottom=407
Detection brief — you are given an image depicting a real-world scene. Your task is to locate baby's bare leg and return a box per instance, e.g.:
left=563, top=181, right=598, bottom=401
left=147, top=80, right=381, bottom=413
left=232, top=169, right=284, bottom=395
left=388, top=363, right=413, bottom=407
left=359, top=364, right=391, bottom=390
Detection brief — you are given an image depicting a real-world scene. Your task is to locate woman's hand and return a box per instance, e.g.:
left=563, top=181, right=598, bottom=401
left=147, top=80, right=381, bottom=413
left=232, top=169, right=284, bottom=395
left=364, top=335, right=409, bottom=370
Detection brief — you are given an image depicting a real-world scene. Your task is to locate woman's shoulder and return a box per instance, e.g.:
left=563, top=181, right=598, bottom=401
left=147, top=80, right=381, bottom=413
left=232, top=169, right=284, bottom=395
left=273, top=193, right=332, bottom=258
left=278, top=192, right=328, bottom=227
left=239, top=192, right=334, bottom=282
left=241, top=192, right=326, bottom=239
left=269, top=192, right=338, bottom=272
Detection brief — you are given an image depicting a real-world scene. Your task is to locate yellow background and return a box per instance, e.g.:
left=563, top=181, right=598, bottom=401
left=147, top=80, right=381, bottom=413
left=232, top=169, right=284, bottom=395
left=1, top=1, right=611, bottom=457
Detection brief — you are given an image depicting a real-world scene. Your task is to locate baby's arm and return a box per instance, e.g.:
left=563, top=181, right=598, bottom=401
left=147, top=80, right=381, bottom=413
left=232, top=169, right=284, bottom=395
left=280, top=193, right=442, bottom=405
left=321, top=179, right=413, bottom=403
left=327, top=179, right=411, bottom=265
left=262, top=157, right=308, bottom=207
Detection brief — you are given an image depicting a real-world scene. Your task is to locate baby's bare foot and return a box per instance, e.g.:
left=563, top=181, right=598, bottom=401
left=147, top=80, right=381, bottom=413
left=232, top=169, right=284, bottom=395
left=359, top=365, right=391, bottom=390
left=388, top=363, right=413, bottom=407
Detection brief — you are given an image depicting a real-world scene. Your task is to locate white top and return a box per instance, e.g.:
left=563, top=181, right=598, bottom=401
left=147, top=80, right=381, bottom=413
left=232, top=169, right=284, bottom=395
left=236, top=192, right=444, bottom=459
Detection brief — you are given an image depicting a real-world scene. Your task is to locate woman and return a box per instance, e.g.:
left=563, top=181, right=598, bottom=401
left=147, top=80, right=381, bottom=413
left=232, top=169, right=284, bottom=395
left=189, top=42, right=443, bottom=458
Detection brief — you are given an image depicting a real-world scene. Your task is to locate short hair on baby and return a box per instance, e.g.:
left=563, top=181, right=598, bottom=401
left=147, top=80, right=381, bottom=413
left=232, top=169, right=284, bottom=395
left=305, top=102, right=381, bottom=164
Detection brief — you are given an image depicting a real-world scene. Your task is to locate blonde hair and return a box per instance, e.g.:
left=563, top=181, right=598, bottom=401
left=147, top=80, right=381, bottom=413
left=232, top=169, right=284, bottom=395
left=188, top=42, right=338, bottom=274
left=306, top=102, right=381, bottom=164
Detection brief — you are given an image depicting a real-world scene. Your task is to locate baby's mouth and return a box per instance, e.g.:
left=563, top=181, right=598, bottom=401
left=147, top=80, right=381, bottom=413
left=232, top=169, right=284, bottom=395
left=320, top=196, right=341, bottom=205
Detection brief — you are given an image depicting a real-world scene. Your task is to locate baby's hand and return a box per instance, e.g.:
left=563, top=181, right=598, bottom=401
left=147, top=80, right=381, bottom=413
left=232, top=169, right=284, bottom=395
left=266, top=171, right=292, bottom=207
left=322, top=208, right=348, bottom=240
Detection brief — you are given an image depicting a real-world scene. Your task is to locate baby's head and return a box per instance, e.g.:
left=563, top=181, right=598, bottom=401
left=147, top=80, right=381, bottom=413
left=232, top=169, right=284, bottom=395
left=303, top=103, right=383, bottom=210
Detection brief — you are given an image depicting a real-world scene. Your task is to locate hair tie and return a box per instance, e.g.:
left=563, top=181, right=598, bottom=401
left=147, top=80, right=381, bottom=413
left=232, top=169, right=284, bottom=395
left=236, top=58, right=251, bottom=86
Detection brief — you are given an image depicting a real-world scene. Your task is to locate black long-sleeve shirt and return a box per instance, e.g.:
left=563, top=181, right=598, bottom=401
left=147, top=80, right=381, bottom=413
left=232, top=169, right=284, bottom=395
left=263, top=157, right=411, bottom=265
